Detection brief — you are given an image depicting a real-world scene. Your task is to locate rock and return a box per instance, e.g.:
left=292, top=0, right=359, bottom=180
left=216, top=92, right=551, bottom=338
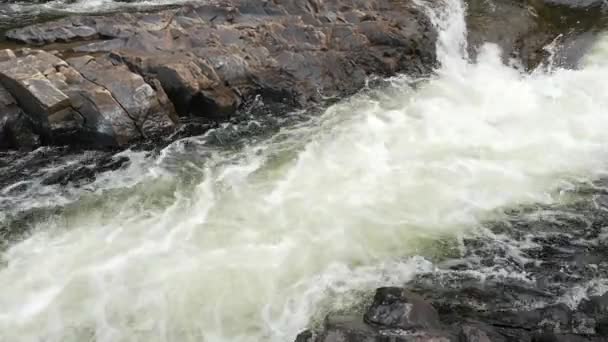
left=41, top=154, right=129, bottom=186
left=459, top=324, right=498, bottom=342
left=316, top=314, right=379, bottom=342
left=0, top=49, right=16, bottom=62
left=0, top=84, right=40, bottom=150
left=532, top=332, right=608, bottom=342
left=0, top=49, right=177, bottom=148
left=533, top=0, right=605, bottom=9
left=294, top=330, right=313, bottom=342
left=465, top=0, right=606, bottom=68
left=66, top=55, right=176, bottom=138
left=596, top=317, right=608, bottom=335
left=465, top=0, right=550, bottom=66
left=0, top=51, right=71, bottom=130
left=316, top=314, right=451, bottom=342
left=2, top=112, right=41, bottom=151
left=118, top=53, right=239, bottom=119
left=579, top=293, right=608, bottom=316
left=5, top=0, right=438, bottom=120
left=364, top=287, right=440, bottom=330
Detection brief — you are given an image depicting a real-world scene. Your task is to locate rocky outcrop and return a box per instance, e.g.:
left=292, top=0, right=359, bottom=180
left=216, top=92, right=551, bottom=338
left=0, top=48, right=177, bottom=148
left=0, top=0, right=438, bottom=150
left=465, top=0, right=607, bottom=68
left=2, top=0, right=604, bottom=150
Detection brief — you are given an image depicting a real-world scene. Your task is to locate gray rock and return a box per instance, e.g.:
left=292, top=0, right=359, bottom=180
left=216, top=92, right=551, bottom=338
left=0, top=84, right=40, bottom=150
left=67, top=55, right=176, bottom=138
left=5, top=0, right=438, bottom=120
left=459, top=325, right=493, bottom=342
left=0, top=51, right=71, bottom=128
left=0, top=49, right=16, bottom=62
left=579, top=293, right=608, bottom=316
left=364, top=287, right=441, bottom=330
left=316, top=314, right=451, bottom=342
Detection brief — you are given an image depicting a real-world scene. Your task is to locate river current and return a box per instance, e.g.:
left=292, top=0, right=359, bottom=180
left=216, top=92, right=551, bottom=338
left=2, top=0, right=608, bottom=341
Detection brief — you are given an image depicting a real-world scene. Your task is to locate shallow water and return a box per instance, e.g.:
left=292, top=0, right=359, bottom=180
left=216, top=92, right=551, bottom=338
left=2, top=0, right=608, bottom=341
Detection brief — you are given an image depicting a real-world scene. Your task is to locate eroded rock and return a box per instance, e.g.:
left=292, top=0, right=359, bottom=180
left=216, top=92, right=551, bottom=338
left=0, top=49, right=177, bottom=148
left=5, top=0, right=438, bottom=124
left=364, top=287, right=440, bottom=330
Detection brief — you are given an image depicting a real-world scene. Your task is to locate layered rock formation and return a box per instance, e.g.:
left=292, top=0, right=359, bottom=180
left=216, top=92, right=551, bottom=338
left=0, top=0, right=438, bottom=150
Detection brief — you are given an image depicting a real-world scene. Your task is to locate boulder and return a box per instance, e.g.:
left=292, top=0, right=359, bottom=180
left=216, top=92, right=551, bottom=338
left=115, top=53, right=239, bottom=119
left=0, top=83, right=40, bottom=150
left=66, top=55, right=176, bottom=138
left=0, top=51, right=70, bottom=131
left=0, top=50, right=177, bottom=147
left=459, top=324, right=502, bottom=342
left=316, top=314, right=451, bottom=342
left=578, top=293, right=608, bottom=316
left=364, top=287, right=441, bottom=330
left=465, top=0, right=607, bottom=68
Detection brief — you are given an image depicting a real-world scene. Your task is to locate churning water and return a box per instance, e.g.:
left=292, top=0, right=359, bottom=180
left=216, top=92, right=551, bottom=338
left=2, top=0, right=608, bottom=341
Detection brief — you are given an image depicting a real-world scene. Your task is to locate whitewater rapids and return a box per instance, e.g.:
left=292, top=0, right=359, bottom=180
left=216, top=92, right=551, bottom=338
left=2, top=0, right=608, bottom=341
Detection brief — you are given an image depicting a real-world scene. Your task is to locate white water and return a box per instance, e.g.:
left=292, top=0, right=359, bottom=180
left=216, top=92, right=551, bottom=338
left=2, top=0, right=608, bottom=341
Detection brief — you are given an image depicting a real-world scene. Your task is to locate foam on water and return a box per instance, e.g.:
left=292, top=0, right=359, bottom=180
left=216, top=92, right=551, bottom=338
left=2, top=0, right=608, bottom=341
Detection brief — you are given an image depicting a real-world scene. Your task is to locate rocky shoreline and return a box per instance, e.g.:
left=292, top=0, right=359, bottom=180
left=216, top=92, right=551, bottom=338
left=1, top=0, right=603, bottom=191
left=295, top=182, right=608, bottom=341
left=1, top=0, right=604, bottom=152
left=2, top=0, right=608, bottom=341
left=0, top=0, right=439, bottom=151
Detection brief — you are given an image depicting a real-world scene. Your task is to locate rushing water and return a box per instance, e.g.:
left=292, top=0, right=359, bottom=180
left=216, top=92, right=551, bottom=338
left=2, top=0, right=608, bottom=341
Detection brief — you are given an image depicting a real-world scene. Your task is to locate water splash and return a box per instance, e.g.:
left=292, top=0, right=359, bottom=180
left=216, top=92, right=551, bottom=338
left=2, top=0, right=608, bottom=341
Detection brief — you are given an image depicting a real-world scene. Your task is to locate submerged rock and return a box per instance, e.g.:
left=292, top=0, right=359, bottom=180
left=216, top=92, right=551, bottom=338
left=364, top=287, right=440, bottom=330
left=465, top=0, right=607, bottom=69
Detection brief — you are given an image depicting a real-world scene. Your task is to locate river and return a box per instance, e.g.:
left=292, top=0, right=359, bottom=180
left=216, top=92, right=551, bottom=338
left=1, top=0, right=608, bottom=341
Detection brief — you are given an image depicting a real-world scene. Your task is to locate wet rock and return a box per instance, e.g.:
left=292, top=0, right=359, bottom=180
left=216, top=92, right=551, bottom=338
left=596, top=317, right=608, bottom=335
left=1, top=112, right=41, bottom=151
left=364, top=287, right=440, bottom=330
left=297, top=182, right=608, bottom=342
left=459, top=324, right=501, bottom=342
left=532, top=332, right=608, bottom=342
left=5, top=0, right=438, bottom=126
left=316, top=314, right=451, bottom=342
left=465, top=0, right=606, bottom=68
left=0, top=84, right=40, bottom=150
left=484, top=304, right=572, bottom=332
left=0, top=51, right=71, bottom=130
left=41, top=153, right=129, bottom=186
left=533, top=0, right=605, bottom=9
left=0, top=49, right=16, bottom=62
left=66, top=55, right=176, bottom=138
left=294, top=330, right=313, bottom=342
left=316, top=314, right=378, bottom=342
left=0, top=49, right=177, bottom=148
left=579, top=293, right=608, bottom=316
left=117, top=53, right=239, bottom=119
